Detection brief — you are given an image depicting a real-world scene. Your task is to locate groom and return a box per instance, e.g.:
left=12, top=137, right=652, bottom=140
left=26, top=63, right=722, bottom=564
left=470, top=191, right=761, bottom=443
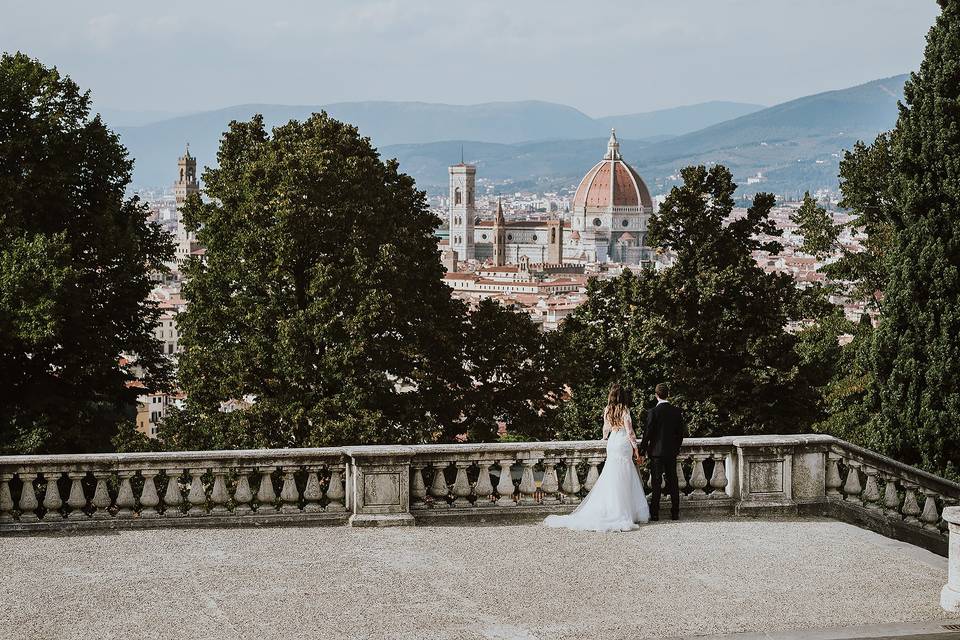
left=639, top=383, right=687, bottom=521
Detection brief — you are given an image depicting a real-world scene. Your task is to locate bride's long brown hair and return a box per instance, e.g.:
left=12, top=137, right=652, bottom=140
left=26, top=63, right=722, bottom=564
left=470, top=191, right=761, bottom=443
left=605, top=383, right=630, bottom=426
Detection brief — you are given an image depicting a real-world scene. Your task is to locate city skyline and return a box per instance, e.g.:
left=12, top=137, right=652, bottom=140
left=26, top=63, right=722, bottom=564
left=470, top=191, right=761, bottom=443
left=1, top=0, right=940, bottom=118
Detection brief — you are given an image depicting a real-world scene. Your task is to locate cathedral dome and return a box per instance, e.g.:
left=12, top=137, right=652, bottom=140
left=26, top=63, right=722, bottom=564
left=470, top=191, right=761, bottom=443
left=572, top=129, right=653, bottom=210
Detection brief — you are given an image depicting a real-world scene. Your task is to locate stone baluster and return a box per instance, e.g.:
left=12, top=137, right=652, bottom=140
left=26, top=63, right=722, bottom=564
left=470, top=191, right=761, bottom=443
left=325, top=464, right=346, bottom=512
left=709, top=453, right=727, bottom=497
left=255, top=468, right=277, bottom=514
left=163, top=469, right=184, bottom=517
left=518, top=459, right=537, bottom=505
left=496, top=459, right=516, bottom=506
left=187, top=468, right=207, bottom=516
left=65, top=472, right=88, bottom=520
left=280, top=467, right=301, bottom=514
left=825, top=453, right=843, bottom=497
left=410, top=464, right=427, bottom=509
left=560, top=456, right=581, bottom=504
left=209, top=469, right=231, bottom=515
left=114, top=470, right=137, bottom=519
left=90, top=471, right=112, bottom=520
left=139, top=471, right=161, bottom=519
left=232, top=468, right=253, bottom=515
left=540, top=457, right=560, bottom=504
left=0, top=473, right=14, bottom=523
left=920, top=490, right=941, bottom=532
left=451, top=462, right=472, bottom=507
left=901, top=483, right=922, bottom=524
left=474, top=462, right=494, bottom=505
left=429, top=462, right=450, bottom=508
left=41, top=471, right=64, bottom=520
left=861, top=466, right=881, bottom=511
left=881, top=473, right=901, bottom=515
left=303, top=466, right=323, bottom=513
left=17, top=473, right=39, bottom=522
left=584, top=457, right=601, bottom=494
left=676, top=459, right=688, bottom=494
left=842, top=460, right=862, bottom=504
left=689, top=455, right=708, bottom=497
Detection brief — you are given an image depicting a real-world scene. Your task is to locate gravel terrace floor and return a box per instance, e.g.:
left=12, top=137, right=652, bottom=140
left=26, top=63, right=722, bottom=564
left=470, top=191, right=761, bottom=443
left=0, top=516, right=955, bottom=640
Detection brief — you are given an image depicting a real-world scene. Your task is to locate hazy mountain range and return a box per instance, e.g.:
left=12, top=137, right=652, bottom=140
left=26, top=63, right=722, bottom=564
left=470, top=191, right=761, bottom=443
left=113, top=74, right=908, bottom=196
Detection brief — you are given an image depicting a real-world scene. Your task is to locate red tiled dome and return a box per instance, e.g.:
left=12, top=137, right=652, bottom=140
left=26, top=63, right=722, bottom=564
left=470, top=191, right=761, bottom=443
left=572, top=130, right=653, bottom=210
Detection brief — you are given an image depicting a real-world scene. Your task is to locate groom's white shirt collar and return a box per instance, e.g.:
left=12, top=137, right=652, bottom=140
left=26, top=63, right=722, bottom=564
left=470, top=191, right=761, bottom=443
left=657, top=398, right=669, bottom=404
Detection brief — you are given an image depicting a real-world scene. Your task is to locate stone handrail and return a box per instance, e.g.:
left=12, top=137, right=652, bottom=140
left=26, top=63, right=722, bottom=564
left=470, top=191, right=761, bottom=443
left=0, top=434, right=956, bottom=557
left=826, top=438, right=960, bottom=540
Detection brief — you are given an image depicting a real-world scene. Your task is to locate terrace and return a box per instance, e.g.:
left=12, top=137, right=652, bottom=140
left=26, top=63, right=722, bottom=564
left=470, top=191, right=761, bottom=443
left=2, top=435, right=960, bottom=639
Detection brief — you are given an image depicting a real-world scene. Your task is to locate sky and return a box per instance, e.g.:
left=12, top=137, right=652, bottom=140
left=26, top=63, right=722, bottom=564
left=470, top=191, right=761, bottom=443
left=1, top=0, right=942, bottom=118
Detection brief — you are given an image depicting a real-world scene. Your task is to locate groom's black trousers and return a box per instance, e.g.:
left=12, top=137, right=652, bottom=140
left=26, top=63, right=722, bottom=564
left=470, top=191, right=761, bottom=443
left=649, top=456, right=680, bottom=518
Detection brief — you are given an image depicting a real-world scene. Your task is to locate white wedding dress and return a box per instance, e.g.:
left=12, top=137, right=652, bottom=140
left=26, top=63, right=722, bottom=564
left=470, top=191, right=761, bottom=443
left=544, top=408, right=650, bottom=532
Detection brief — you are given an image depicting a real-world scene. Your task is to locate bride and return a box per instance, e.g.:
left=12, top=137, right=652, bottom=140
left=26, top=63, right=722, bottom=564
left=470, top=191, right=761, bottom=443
left=544, top=383, right=650, bottom=532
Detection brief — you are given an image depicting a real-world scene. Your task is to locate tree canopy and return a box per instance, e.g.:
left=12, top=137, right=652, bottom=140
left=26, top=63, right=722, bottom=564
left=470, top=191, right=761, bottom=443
left=0, top=52, right=173, bottom=454
left=556, top=165, right=823, bottom=439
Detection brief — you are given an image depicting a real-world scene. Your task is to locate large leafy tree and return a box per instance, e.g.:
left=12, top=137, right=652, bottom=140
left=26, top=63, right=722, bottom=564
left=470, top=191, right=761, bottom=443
left=0, top=52, right=173, bottom=454
left=556, top=166, right=822, bottom=439
left=452, top=298, right=563, bottom=442
left=164, top=112, right=468, bottom=449
left=791, top=138, right=895, bottom=310
left=869, top=0, right=960, bottom=479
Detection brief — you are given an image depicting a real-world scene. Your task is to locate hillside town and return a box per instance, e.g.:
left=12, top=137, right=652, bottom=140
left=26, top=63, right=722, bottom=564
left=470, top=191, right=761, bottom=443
left=132, top=137, right=869, bottom=439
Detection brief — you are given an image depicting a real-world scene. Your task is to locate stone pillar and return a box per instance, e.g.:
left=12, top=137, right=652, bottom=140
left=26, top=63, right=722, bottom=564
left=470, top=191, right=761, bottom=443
left=66, top=472, right=88, bottom=520
left=42, top=471, right=64, bottom=520
left=451, top=462, right=472, bottom=508
left=115, top=471, right=137, bottom=519
left=232, top=468, right=253, bottom=515
left=941, top=507, right=960, bottom=612
left=139, top=471, right=161, bottom=519
left=474, top=463, right=494, bottom=505
left=496, top=460, right=516, bottom=506
left=0, top=474, right=13, bottom=523
left=733, top=439, right=795, bottom=514
left=18, top=473, right=39, bottom=522
left=410, top=464, right=427, bottom=509
left=279, top=467, right=300, bottom=514
left=344, top=446, right=414, bottom=527
left=209, top=469, right=230, bottom=515
left=518, top=460, right=537, bottom=505
left=303, top=466, right=323, bottom=513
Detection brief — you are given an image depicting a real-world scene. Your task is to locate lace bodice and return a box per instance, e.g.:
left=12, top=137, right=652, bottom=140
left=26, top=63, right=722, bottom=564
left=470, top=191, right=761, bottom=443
left=603, top=406, right=638, bottom=446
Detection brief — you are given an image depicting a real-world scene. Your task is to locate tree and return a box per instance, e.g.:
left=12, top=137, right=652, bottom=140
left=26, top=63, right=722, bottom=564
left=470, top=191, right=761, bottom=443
left=869, top=0, right=960, bottom=479
left=163, top=112, right=466, bottom=450
left=556, top=165, right=822, bottom=439
left=0, top=53, right=173, bottom=454
left=452, top=298, right=563, bottom=442
left=791, top=139, right=895, bottom=310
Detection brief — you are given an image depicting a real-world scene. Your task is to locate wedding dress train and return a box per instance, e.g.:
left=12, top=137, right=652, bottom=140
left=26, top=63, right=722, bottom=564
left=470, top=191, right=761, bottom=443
left=544, top=411, right=650, bottom=532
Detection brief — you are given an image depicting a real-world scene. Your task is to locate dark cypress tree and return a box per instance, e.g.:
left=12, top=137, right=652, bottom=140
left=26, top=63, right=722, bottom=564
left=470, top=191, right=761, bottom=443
left=871, top=0, right=960, bottom=478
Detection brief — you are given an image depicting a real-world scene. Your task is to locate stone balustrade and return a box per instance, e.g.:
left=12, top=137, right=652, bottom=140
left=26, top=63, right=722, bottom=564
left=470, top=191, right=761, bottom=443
left=0, top=448, right=349, bottom=529
left=1, top=435, right=957, bottom=559
left=824, top=440, right=959, bottom=553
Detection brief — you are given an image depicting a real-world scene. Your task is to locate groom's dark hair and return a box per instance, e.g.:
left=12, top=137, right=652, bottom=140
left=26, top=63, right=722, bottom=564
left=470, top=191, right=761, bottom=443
left=655, top=383, right=670, bottom=399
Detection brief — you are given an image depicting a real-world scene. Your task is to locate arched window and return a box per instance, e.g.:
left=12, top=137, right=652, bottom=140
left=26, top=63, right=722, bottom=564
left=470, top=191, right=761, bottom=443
left=467, top=190, right=473, bottom=205
left=454, top=187, right=462, bottom=205
left=550, top=228, right=556, bottom=243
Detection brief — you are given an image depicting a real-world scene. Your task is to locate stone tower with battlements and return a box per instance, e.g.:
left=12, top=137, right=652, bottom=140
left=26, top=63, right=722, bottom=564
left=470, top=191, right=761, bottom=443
left=174, top=144, right=199, bottom=210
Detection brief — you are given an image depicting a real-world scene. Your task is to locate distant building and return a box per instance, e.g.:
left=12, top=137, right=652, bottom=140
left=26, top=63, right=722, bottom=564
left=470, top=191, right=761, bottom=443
left=455, top=130, right=655, bottom=266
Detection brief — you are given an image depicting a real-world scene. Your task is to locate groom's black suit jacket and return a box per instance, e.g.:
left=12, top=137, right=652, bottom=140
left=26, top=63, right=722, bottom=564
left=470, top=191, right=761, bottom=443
left=641, top=402, right=686, bottom=459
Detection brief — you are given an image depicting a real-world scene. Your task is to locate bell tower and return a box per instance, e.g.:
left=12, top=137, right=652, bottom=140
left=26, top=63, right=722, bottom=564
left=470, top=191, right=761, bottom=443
left=448, top=162, right=476, bottom=261
left=492, top=198, right=506, bottom=267
left=175, top=144, right=199, bottom=209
